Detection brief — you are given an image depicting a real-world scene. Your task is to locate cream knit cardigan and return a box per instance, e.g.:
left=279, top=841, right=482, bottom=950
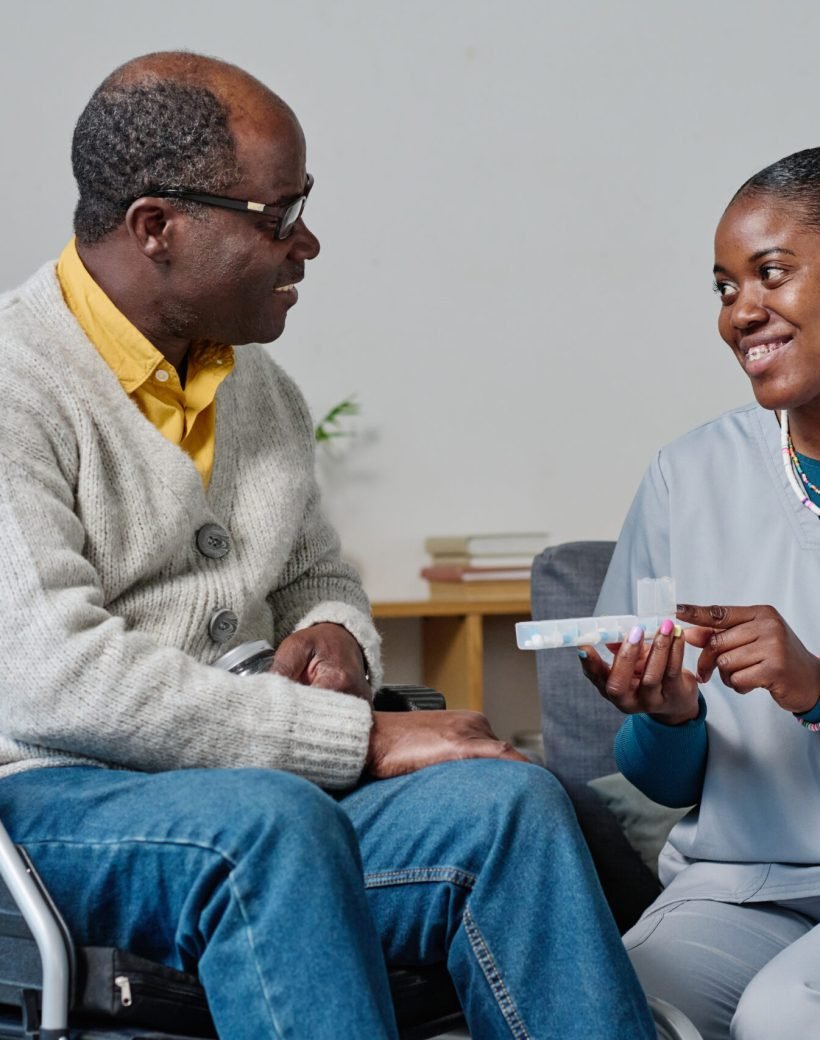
left=0, top=263, right=380, bottom=789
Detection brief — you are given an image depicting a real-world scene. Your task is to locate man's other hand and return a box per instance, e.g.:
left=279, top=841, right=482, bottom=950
left=271, top=623, right=372, bottom=703
left=366, top=710, right=531, bottom=779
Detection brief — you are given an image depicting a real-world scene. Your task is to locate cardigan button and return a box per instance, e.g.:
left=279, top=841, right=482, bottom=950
left=196, top=523, right=231, bottom=560
left=208, top=609, right=239, bottom=644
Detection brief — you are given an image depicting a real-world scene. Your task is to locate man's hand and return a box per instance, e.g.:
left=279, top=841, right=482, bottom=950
left=271, top=622, right=372, bottom=703
left=677, top=603, right=820, bottom=715
left=366, top=709, right=531, bottom=779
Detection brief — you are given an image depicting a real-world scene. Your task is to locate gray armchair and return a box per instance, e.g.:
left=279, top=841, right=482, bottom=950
left=531, top=541, right=661, bottom=933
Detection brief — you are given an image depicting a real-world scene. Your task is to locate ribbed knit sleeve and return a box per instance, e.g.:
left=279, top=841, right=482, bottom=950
left=614, top=694, right=708, bottom=808
left=0, top=266, right=377, bottom=788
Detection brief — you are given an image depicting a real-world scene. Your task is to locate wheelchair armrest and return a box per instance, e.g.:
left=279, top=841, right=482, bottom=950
left=373, top=685, right=446, bottom=712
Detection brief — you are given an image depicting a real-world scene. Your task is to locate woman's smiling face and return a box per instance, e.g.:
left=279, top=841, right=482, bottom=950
left=714, top=194, right=820, bottom=416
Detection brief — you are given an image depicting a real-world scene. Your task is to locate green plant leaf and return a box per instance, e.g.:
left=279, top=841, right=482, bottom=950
left=315, top=395, right=360, bottom=443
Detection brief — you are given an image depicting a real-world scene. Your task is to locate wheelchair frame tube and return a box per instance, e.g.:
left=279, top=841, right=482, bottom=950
left=0, top=821, right=69, bottom=1037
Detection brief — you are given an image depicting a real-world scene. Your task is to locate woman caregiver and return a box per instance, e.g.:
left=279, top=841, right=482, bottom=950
left=580, top=147, right=820, bottom=1040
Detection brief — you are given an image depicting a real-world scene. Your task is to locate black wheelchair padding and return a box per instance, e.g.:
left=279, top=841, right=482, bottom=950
left=373, top=685, right=447, bottom=712
left=74, top=948, right=215, bottom=1037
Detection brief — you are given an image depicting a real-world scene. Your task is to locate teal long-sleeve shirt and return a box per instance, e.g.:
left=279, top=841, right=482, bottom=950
left=613, top=694, right=708, bottom=808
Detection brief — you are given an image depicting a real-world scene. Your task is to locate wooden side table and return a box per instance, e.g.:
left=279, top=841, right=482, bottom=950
left=371, top=595, right=531, bottom=712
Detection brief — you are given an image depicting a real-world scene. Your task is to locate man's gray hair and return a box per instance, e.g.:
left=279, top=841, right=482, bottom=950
left=71, top=79, right=242, bottom=244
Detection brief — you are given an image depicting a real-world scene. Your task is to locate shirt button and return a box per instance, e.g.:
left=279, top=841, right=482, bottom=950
left=155, top=369, right=170, bottom=383
left=195, top=523, right=231, bottom=560
left=208, top=609, right=239, bottom=644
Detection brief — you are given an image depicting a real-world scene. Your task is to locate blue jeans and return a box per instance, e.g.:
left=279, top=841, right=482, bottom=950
left=0, top=761, right=653, bottom=1039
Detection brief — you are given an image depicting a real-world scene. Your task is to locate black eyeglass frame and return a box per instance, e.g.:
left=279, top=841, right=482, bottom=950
left=150, top=174, right=313, bottom=240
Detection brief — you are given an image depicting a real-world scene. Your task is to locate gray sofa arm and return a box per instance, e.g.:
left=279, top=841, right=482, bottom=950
left=531, top=541, right=661, bottom=932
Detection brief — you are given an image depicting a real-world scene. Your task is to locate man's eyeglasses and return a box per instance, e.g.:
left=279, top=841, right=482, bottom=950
left=151, top=174, right=313, bottom=240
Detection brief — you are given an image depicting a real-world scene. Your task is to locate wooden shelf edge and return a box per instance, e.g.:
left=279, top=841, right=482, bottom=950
left=372, top=598, right=531, bottom=619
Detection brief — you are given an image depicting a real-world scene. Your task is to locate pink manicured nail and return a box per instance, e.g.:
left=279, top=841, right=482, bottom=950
left=660, top=619, right=674, bottom=637
left=628, top=625, right=644, bottom=645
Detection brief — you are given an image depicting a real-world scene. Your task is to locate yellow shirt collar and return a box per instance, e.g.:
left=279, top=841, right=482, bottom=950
left=57, top=237, right=173, bottom=393
left=56, top=238, right=234, bottom=487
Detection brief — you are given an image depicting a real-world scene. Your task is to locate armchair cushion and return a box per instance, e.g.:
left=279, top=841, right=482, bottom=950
left=587, top=772, right=691, bottom=877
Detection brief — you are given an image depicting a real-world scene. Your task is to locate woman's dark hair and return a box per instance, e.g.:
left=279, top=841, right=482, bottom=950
left=72, top=79, right=242, bottom=245
left=731, top=147, right=820, bottom=230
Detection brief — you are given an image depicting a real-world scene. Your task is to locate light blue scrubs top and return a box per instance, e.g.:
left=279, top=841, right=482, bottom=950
left=598, top=403, right=820, bottom=907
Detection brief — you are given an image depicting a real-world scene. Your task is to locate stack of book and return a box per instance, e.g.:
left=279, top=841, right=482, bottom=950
left=421, top=532, right=548, bottom=601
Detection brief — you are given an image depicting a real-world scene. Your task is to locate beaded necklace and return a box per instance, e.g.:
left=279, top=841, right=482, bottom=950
left=789, top=444, right=820, bottom=498
left=780, top=409, right=820, bottom=517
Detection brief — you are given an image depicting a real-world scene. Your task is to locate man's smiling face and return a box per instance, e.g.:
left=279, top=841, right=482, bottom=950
left=162, top=100, right=320, bottom=347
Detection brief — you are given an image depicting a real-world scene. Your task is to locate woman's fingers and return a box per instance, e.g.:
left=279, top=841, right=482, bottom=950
left=717, top=661, right=769, bottom=695
left=639, top=620, right=694, bottom=715
left=665, top=621, right=686, bottom=685
left=586, top=603, right=819, bottom=715
left=695, top=620, right=762, bottom=683
left=581, top=622, right=697, bottom=719
left=579, top=640, right=644, bottom=712
left=682, top=625, right=713, bottom=648
left=678, top=604, right=753, bottom=680
left=641, top=619, right=676, bottom=690
left=604, top=626, right=649, bottom=708
left=676, top=604, right=759, bottom=628
left=577, top=645, right=609, bottom=693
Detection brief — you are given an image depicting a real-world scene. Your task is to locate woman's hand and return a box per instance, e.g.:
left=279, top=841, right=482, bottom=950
left=579, top=619, right=701, bottom=724
left=676, top=604, right=820, bottom=715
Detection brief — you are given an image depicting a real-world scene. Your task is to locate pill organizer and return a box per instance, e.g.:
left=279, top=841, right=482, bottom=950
left=515, top=576, right=679, bottom=650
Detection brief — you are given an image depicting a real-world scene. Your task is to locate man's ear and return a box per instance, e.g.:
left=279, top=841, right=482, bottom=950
left=124, top=198, right=177, bottom=261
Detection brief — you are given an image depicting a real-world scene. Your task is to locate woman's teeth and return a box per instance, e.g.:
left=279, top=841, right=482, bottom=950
left=746, top=339, right=789, bottom=362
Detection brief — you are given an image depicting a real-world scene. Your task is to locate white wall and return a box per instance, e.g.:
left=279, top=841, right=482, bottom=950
left=2, top=0, right=818, bottom=604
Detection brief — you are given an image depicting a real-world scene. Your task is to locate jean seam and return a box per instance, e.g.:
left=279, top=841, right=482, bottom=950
left=364, top=865, right=477, bottom=889
left=463, top=905, right=531, bottom=1040
left=226, top=873, right=285, bottom=1039
left=20, top=836, right=241, bottom=864
left=22, top=839, right=286, bottom=1038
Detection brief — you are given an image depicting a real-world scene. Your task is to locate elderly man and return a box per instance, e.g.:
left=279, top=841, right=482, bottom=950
left=0, top=52, right=654, bottom=1039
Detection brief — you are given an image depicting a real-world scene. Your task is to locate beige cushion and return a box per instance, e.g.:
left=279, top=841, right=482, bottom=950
left=588, top=772, right=692, bottom=877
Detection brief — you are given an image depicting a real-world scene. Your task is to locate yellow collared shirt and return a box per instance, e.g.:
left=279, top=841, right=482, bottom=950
left=56, top=239, right=234, bottom=487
